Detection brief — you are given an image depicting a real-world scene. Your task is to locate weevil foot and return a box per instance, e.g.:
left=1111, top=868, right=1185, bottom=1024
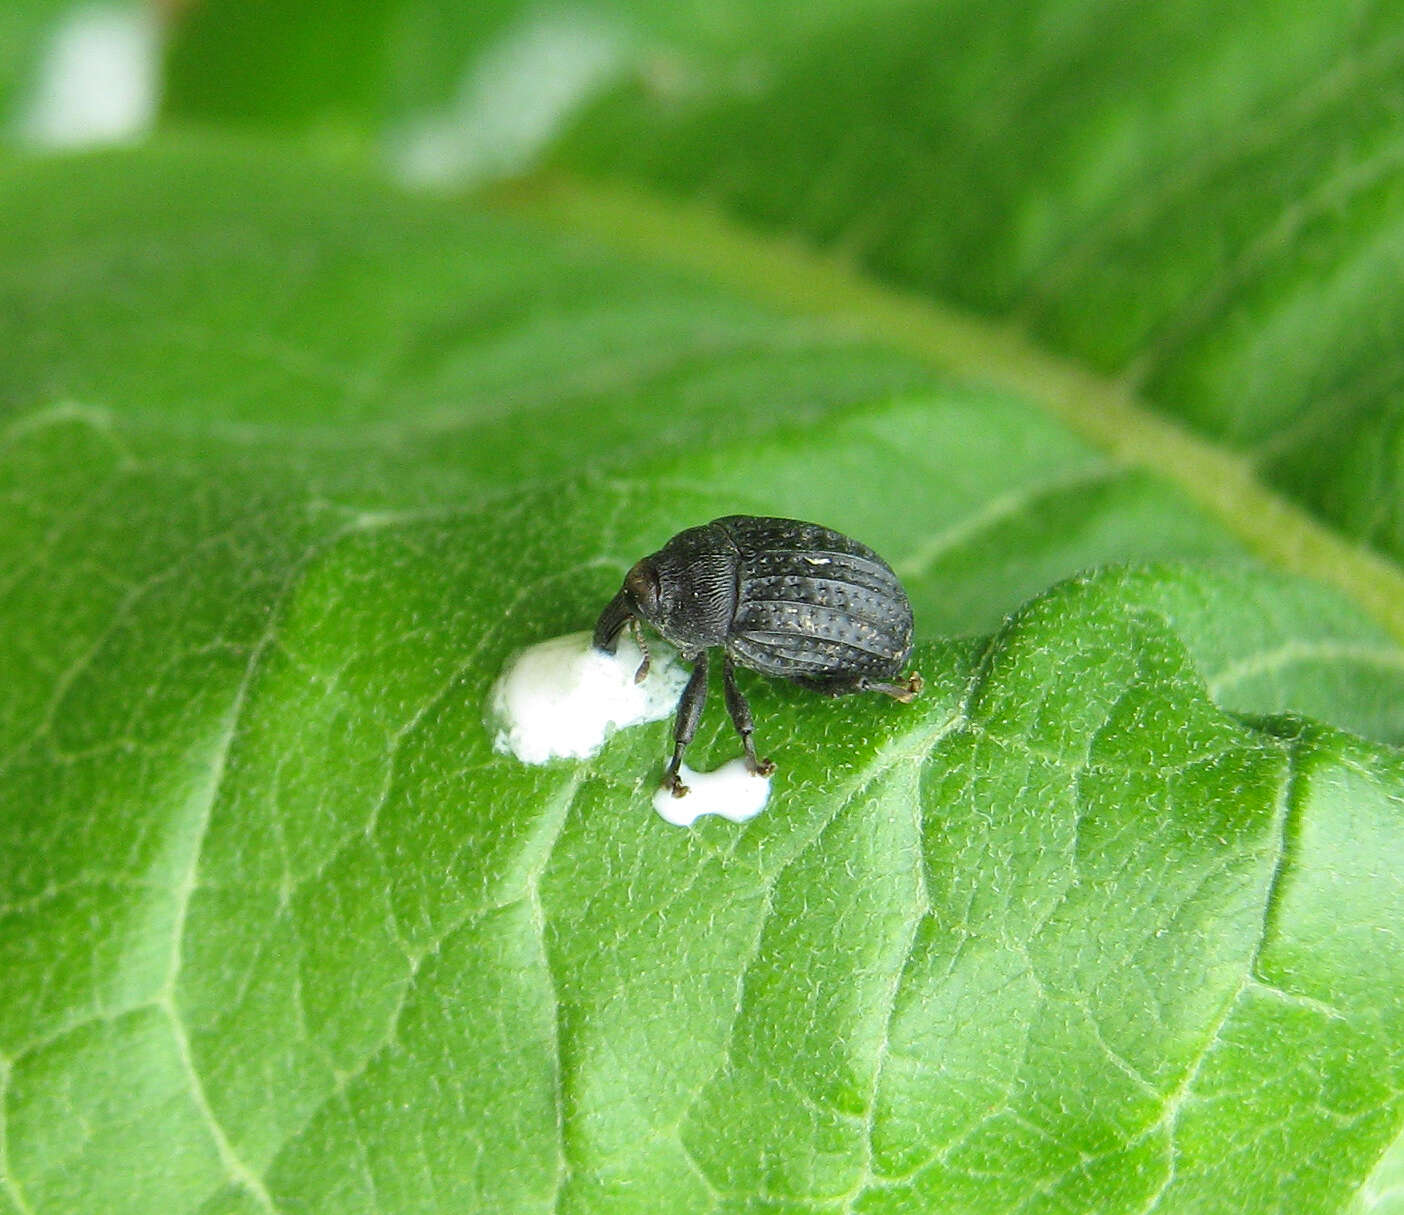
left=662, top=759, right=690, bottom=797
left=883, top=672, right=924, bottom=702
left=739, top=731, right=773, bottom=779
left=861, top=672, right=924, bottom=702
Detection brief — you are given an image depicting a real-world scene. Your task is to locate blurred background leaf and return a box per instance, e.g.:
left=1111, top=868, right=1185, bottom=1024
left=0, top=0, right=71, bottom=117
left=150, top=0, right=1404, bottom=564
left=553, top=1, right=1404, bottom=567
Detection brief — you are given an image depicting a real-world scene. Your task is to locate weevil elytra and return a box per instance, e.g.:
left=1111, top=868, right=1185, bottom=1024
left=594, top=515, right=922, bottom=796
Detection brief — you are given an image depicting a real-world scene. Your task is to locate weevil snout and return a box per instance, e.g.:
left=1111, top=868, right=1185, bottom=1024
left=594, top=559, right=664, bottom=656
left=592, top=588, right=633, bottom=654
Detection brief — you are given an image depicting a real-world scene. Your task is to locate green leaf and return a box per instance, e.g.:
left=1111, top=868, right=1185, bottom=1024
left=165, top=1, right=1404, bottom=562
left=2, top=143, right=1402, bottom=1214
left=550, top=0, right=1404, bottom=568
left=159, top=0, right=899, bottom=136
left=158, top=0, right=1404, bottom=564
left=0, top=0, right=75, bottom=123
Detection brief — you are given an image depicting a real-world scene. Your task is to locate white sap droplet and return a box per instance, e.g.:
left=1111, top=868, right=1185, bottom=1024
left=489, top=630, right=687, bottom=764
left=18, top=4, right=161, bottom=149
left=651, top=759, right=771, bottom=827
left=490, top=630, right=774, bottom=826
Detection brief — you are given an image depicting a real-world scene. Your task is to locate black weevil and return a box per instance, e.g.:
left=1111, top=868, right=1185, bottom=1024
left=594, top=515, right=922, bottom=796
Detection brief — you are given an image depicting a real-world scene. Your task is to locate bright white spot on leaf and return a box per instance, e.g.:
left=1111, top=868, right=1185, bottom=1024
left=490, top=630, right=687, bottom=764
left=491, top=630, right=774, bottom=826
left=17, top=4, right=160, bottom=149
left=392, top=10, right=622, bottom=188
left=651, top=759, right=771, bottom=826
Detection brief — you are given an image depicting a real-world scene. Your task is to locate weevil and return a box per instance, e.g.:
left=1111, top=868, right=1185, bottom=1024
left=594, top=515, right=922, bottom=796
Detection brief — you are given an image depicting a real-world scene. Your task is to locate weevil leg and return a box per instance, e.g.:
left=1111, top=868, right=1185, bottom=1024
left=662, top=650, right=709, bottom=797
left=723, top=655, right=775, bottom=777
left=788, top=671, right=924, bottom=702
left=858, top=671, right=925, bottom=703
left=630, top=618, right=652, bottom=684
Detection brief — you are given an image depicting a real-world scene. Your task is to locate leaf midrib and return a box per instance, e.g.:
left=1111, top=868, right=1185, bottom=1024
left=492, top=172, right=1404, bottom=648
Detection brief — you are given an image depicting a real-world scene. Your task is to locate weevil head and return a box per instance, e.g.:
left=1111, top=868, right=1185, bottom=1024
left=643, top=524, right=737, bottom=649
left=592, top=558, right=661, bottom=653
left=594, top=523, right=738, bottom=654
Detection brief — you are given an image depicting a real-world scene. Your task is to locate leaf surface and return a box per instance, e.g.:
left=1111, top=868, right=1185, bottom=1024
left=1, top=146, right=1402, bottom=1214
left=162, top=0, right=1404, bottom=565
left=550, top=0, right=1404, bottom=566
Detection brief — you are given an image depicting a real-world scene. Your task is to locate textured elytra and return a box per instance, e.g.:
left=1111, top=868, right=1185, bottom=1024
left=721, top=514, right=914, bottom=680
